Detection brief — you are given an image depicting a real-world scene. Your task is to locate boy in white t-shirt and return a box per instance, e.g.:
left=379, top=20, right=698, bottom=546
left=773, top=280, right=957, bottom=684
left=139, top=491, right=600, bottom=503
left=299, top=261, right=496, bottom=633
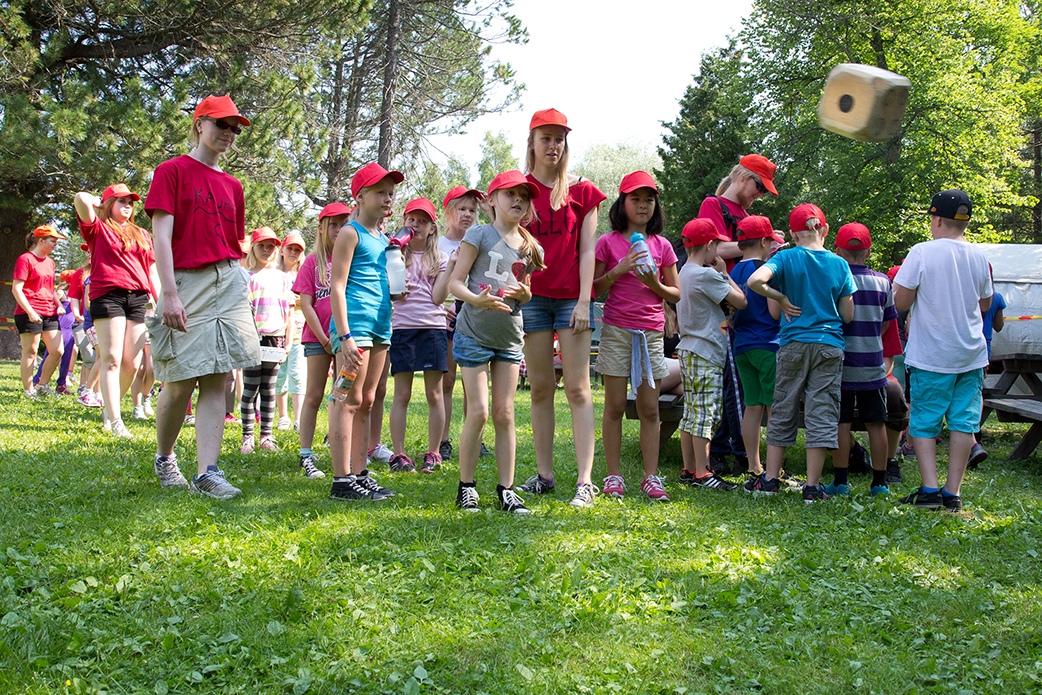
left=893, top=189, right=992, bottom=512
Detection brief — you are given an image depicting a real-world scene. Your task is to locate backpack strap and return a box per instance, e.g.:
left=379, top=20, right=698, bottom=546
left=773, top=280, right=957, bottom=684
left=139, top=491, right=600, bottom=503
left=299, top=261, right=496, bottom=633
left=716, top=197, right=740, bottom=239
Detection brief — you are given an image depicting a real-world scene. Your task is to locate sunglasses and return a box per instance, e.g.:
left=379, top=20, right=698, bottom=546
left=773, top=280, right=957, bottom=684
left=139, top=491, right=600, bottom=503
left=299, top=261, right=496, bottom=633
left=752, top=177, right=768, bottom=194
left=205, top=117, right=242, bottom=135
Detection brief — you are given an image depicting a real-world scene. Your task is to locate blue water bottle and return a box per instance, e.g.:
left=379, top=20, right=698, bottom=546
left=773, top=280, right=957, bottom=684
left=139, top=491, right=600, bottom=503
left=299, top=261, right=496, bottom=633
left=630, top=233, right=656, bottom=275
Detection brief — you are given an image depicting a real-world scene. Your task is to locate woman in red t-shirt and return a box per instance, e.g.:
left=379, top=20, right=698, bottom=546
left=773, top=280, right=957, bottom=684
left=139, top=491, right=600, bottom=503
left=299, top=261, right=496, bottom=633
left=517, top=109, right=606, bottom=506
left=73, top=183, right=156, bottom=438
left=12, top=225, right=67, bottom=397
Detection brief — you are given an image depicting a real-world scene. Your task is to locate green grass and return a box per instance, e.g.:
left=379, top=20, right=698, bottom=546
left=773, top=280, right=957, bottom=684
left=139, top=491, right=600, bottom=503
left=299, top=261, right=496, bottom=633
left=2, top=358, right=1042, bottom=695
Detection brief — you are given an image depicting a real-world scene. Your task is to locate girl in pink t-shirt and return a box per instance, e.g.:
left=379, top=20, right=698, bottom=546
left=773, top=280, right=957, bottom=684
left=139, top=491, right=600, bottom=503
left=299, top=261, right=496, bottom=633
left=592, top=172, right=680, bottom=502
left=293, top=203, right=349, bottom=478
left=387, top=198, right=449, bottom=473
left=12, top=226, right=66, bottom=398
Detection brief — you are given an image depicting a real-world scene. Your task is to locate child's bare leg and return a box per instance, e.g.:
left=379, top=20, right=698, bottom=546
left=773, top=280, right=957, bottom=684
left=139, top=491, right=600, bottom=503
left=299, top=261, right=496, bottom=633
left=489, top=361, right=520, bottom=487
left=352, top=347, right=385, bottom=475
left=944, top=431, right=975, bottom=495
left=806, top=447, right=828, bottom=487
left=834, top=422, right=852, bottom=481
left=389, top=371, right=413, bottom=455
left=866, top=422, right=888, bottom=470
left=741, top=404, right=766, bottom=475
left=635, top=380, right=662, bottom=477
left=423, top=370, right=445, bottom=453
left=765, top=444, right=786, bottom=480
left=911, top=435, right=938, bottom=488
left=458, top=364, right=489, bottom=483
left=601, top=375, right=628, bottom=477
left=691, top=434, right=712, bottom=477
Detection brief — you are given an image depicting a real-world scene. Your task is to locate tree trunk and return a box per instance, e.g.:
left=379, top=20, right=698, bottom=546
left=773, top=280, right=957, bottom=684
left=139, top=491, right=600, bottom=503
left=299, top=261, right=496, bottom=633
left=1033, top=120, right=1041, bottom=242
left=0, top=197, right=35, bottom=359
left=378, top=0, right=401, bottom=168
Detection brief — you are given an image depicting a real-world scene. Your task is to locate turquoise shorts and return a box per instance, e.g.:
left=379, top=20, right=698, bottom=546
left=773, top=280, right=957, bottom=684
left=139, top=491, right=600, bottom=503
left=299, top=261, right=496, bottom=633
left=907, top=366, right=984, bottom=437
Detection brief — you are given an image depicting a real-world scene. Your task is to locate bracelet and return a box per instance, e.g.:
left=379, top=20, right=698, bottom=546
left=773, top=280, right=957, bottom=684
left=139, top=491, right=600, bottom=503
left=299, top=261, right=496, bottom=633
left=337, top=333, right=351, bottom=346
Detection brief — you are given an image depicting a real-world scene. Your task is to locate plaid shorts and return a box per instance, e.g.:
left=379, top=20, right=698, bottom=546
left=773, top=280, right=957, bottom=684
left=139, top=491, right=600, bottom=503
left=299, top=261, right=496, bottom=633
left=678, top=350, right=724, bottom=439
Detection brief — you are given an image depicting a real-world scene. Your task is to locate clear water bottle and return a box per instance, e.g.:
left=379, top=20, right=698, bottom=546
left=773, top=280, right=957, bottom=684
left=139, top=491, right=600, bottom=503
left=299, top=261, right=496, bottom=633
left=630, top=233, right=656, bottom=274
left=330, top=349, right=364, bottom=402
left=385, top=243, right=407, bottom=297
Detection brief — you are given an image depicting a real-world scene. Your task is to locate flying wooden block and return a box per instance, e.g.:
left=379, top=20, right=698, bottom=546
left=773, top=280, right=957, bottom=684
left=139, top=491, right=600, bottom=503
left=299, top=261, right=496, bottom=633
left=817, top=63, right=911, bottom=142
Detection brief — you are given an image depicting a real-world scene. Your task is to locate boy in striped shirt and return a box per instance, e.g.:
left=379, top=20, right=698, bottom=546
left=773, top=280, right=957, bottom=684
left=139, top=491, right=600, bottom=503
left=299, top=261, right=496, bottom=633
left=829, top=223, right=897, bottom=496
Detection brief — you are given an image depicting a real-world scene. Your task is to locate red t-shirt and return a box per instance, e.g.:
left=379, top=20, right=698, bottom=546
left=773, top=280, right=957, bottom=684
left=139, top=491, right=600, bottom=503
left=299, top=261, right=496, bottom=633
left=67, top=267, right=87, bottom=302
left=79, top=218, right=155, bottom=300
left=525, top=176, right=606, bottom=299
left=144, top=155, right=246, bottom=270
left=697, top=196, right=748, bottom=273
left=13, top=252, right=56, bottom=315
left=882, top=317, right=902, bottom=358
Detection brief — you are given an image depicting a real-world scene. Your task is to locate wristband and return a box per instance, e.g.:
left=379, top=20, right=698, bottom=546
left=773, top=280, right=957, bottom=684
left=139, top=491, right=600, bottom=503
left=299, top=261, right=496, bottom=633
left=337, top=332, right=351, bottom=346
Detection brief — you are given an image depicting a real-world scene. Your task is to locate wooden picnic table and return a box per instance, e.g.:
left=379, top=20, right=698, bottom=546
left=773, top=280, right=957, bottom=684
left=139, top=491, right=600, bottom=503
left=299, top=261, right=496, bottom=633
left=982, top=353, right=1042, bottom=460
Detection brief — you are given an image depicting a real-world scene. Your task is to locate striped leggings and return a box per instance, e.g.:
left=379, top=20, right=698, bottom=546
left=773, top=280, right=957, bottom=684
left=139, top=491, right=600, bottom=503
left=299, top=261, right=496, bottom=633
left=241, top=335, right=283, bottom=437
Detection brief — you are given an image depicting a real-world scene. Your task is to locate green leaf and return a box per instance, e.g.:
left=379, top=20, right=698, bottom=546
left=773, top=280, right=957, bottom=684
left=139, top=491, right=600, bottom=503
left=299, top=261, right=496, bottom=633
left=217, top=632, right=240, bottom=644
left=516, top=664, right=534, bottom=681
left=403, top=676, right=420, bottom=695
left=154, top=680, right=169, bottom=695
left=69, top=580, right=87, bottom=594
left=413, top=664, right=428, bottom=679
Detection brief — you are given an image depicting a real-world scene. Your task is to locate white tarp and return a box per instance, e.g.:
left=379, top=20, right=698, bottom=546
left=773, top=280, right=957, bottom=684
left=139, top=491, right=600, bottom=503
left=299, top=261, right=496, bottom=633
left=978, top=244, right=1042, bottom=356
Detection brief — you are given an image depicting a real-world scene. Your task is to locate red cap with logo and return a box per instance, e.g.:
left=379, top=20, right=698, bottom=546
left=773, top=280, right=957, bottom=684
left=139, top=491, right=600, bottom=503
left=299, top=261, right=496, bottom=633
left=682, top=218, right=729, bottom=247
left=736, top=215, right=784, bottom=243
left=102, top=183, right=140, bottom=203
left=442, top=186, right=484, bottom=210
left=250, top=226, right=281, bottom=246
left=488, top=170, right=540, bottom=199
left=193, top=95, right=251, bottom=126
left=789, top=203, right=827, bottom=233
left=403, top=198, right=437, bottom=222
left=739, top=154, right=778, bottom=195
left=619, top=171, right=658, bottom=194
left=835, top=223, right=872, bottom=250
left=529, top=108, right=571, bottom=133
left=351, top=162, right=404, bottom=199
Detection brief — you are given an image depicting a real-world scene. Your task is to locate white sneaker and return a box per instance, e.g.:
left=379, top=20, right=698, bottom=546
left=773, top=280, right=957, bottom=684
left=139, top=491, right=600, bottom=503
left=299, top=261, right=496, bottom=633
left=24, top=388, right=38, bottom=399
left=102, top=414, right=112, bottom=432
left=111, top=419, right=134, bottom=439
left=142, top=399, right=154, bottom=417
left=133, top=405, right=146, bottom=420
left=569, top=482, right=600, bottom=508
left=37, top=384, right=58, bottom=398
left=368, top=443, right=393, bottom=463
left=277, top=416, right=292, bottom=431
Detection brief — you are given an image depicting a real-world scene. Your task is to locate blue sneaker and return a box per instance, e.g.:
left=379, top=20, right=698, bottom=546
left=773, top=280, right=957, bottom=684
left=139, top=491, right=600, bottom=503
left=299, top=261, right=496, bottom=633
left=823, top=482, right=850, bottom=496
left=870, top=484, right=890, bottom=497
left=802, top=485, right=830, bottom=504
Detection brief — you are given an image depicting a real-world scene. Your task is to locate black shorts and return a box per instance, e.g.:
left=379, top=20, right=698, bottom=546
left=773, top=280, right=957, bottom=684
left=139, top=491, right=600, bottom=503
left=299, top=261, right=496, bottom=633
left=15, top=313, right=60, bottom=334
left=885, top=376, right=910, bottom=431
left=90, top=289, right=149, bottom=322
left=840, top=386, right=888, bottom=424
left=390, top=328, right=448, bottom=374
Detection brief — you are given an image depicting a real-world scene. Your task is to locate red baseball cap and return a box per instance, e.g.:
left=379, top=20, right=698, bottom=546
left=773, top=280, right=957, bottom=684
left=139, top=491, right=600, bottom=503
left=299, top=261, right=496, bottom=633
left=282, top=232, right=306, bottom=250
left=193, top=95, right=251, bottom=126
left=250, top=226, right=281, bottom=246
left=102, top=183, right=140, bottom=203
left=682, top=218, right=729, bottom=247
left=529, top=108, right=570, bottom=133
left=619, top=171, right=658, bottom=194
left=835, top=223, right=872, bottom=250
left=739, top=154, right=778, bottom=195
left=403, top=198, right=437, bottom=222
left=789, top=203, right=827, bottom=233
left=886, top=265, right=901, bottom=281
left=488, top=170, right=540, bottom=199
left=442, top=186, right=484, bottom=210
left=80, top=243, right=89, bottom=251
left=736, top=215, right=784, bottom=243
left=351, top=162, right=404, bottom=199
left=319, top=202, right=351, bottom=220
left=33, top=225, right=67, bottom=240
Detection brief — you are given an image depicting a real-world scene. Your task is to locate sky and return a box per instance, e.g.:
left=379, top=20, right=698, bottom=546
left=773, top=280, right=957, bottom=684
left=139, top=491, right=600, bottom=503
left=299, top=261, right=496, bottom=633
left=424, top=0, right=755, bottom=174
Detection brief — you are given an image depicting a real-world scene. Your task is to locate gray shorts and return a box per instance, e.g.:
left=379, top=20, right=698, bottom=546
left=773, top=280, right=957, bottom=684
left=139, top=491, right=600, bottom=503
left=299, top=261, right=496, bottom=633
left=766, top=341, right=843, bottom=449
left=146, top=259, right=260, bottom=383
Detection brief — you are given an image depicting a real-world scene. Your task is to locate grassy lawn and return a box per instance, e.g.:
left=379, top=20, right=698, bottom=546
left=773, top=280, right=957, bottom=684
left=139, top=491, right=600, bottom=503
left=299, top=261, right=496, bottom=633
left=2, top=358, right=1042, bottom=694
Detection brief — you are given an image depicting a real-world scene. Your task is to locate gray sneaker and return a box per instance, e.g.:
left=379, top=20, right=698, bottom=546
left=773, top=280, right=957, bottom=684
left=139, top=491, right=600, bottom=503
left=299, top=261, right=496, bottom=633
left=190, top=465, right=242, bottom=499
left=569, top=482, right=599, bottom=508
left=154, top=454, right=189, bottom=489
left=300, top=453, right=326, bottom=479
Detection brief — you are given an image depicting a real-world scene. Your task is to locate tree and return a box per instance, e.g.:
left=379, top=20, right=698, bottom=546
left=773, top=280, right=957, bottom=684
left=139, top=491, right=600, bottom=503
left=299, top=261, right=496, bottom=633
left=656, top=43, right=753, bottom=239
left=475, top=130, right=518, bottom=192
left=572, top=142, right=662, bottom=234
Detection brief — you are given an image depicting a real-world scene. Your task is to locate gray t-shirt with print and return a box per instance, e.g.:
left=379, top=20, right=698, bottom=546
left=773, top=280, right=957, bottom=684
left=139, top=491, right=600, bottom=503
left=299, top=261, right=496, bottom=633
left=677, top=263, right=733, bottom=367
left=456, top=224, right=528, bottom=352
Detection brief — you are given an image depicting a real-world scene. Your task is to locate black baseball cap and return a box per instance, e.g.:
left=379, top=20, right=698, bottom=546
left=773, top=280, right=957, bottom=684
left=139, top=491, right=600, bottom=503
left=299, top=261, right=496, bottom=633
left=928, top=189, right=972, bottom=220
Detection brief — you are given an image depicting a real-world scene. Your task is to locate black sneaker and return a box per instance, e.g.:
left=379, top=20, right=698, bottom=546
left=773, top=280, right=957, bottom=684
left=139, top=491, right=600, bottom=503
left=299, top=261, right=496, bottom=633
left=690, top=473, right=738, bottom=491
left=456, top=482, right=479, bottom=512
left=709, top=453, right=730, bottom=475
left=885, top=458, right=905, bottom=484
left=496, top=485, right=532, bottom=514
left=329, top=475, right=390, bottom=502
left=942, top=493, right=963, bottom=511
left=518, top=474, right=554, bottom=494
left=731, top=455, right=749, bottom=476
left=802, top=484, right=830, bottom=504
left=748, top=474, right=781, bottom=495
left=967, top=442, right=988, bottom=469
left=439, top=439, right=453, bottom=461
left=678, top=469, right=696, bottom=485
left=480, top=441, right=494, bottom=458
left=898, top=486, right=942, bottom=509
left=355, top=471, right=395, bottom=499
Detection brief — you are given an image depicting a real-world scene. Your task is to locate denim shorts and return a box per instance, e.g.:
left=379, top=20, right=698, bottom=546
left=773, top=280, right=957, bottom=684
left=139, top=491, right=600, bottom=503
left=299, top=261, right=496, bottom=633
left=302, top=340, right=330, bottom=357
left=522, top=295, right=594, bottom=333
left=907, top=367, right=983, bottom=436
left=452, top=330, right=523, bottom=368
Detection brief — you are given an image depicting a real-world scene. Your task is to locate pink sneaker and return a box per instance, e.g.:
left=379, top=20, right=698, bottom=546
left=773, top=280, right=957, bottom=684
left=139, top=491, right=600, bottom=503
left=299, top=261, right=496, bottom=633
left=602, top=475, right=626, bottom=498
left=55, top=384, right=72, bottom=396
left=640, top=474, right=670, bottom=502
left=259, top=435, right=280, bottom=452
left=241, top=435, right=255, bottom=454
left=225, top=413, right=241, bottom=424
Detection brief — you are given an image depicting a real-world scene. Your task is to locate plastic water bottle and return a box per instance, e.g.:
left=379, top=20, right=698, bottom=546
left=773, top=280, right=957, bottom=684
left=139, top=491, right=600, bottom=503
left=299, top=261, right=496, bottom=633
left=330, top=349, right=364, bottom=402
left=385, top=243, right=407, bottom=297
left=630, top=233, right=656, bottom=274
left=392, top=226, right=415, bottom=245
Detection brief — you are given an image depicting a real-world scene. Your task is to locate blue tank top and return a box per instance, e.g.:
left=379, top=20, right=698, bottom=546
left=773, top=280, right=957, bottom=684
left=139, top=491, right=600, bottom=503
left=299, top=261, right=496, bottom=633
left=329, top=220, right=391, bottom=343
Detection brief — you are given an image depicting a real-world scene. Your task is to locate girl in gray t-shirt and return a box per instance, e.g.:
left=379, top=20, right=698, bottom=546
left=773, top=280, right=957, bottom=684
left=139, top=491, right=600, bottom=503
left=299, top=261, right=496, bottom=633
left=445, top=171, right=545, bottom=514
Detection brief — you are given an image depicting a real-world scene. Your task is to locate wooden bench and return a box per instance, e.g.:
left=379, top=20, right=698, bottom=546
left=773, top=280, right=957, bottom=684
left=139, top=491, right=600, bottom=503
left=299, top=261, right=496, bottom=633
left=624, top=392, right=684, bottom=448
left=983, top=397, right=1042, bottom=460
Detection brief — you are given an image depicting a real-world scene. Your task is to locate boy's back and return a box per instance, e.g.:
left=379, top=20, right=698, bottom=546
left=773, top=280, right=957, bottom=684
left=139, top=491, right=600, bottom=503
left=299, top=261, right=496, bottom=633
left=763, top=246, right=856, bottom=348
left=842, top=266, right=897, bottom=390
left=895, top=238, right=991, bottom=373
left=677, top=263, right=732, bottom=367
left=730, top=258, right=779, bottom=355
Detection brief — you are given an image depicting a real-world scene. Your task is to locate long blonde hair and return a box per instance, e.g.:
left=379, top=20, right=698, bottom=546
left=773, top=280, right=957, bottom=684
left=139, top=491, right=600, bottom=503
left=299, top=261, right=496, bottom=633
left=403, top=226, right=442, bottom=278
left=715, top=164, right=755, bottom=197
left=98, top=197, right=151, bottom=253
left=313, top=216, right=341, bottom=288
left=246, top=239, right=278, bottom=271
left=277, top=241, right=305, bottom=275
left=489, top=193, right=546, bottom=271
left=525, top=129, right=569, bottom=211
